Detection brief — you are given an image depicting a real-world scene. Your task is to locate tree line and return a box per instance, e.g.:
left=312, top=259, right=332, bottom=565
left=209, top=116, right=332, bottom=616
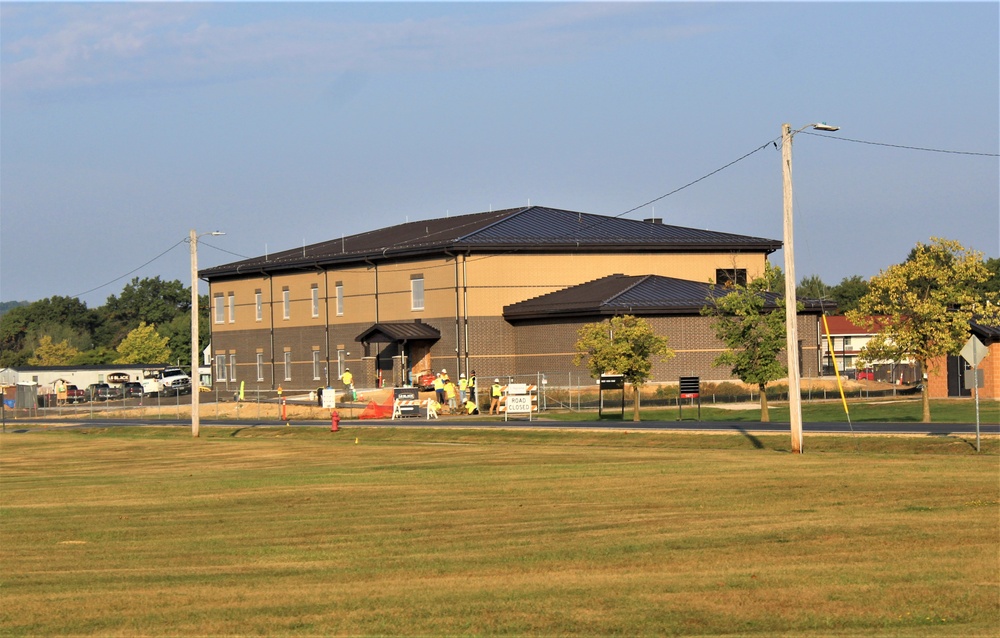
left=0, top=277, right=209, bottom=368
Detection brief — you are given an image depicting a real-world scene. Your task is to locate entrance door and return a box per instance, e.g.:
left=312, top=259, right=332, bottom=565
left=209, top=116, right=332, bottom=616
left=946, top=354, right=971, bottom=397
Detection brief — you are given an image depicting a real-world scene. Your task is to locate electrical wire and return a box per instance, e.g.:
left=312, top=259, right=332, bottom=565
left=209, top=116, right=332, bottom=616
left=800, top=130, right=999, bottom=157
left=71, top=239, right=187, bottom=301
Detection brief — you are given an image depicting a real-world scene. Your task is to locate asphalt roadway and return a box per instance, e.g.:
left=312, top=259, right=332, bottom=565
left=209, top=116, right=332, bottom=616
left=2, top=413, right=997, bottom=437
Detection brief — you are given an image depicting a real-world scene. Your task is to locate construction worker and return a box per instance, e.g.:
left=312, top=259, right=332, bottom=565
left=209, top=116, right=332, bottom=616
left=341, top=368, right=353, bottom=390
left=468, top=370, right=477, bottom=404
left=458, top=373, right=468, bottom=404
left=444, top=377, right=458, bottom=413
left=464, top=398, right=480, bottom=415
left=490, top=378, right=503, bottom=415
left=433, top=372, right=445, bottom=405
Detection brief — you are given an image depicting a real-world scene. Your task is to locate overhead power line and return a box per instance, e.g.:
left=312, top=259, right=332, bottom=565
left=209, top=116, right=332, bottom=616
left=72, top=239, right=187, bottom=301
left=800, top=130, right=999, bottom=157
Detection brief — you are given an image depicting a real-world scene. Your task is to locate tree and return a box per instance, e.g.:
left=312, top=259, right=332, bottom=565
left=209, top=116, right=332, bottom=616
left=847, top=238, right=1000, bottom=423
left=573, top=315, right=674, bottom=422
left=114, top=322, right=172, bottom=364
left=102, top=277, right=191, bottom=345
left=0, top=296, right=98, bottom=365
left=830, top=275, right=869, bottom=315
left=27, top=335, right=81, bottom=366
left=701, top=263, right=788, bottom=422
left=797, top=274, right=831, bottom=302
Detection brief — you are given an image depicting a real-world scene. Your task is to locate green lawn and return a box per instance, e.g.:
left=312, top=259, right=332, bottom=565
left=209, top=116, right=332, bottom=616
left=2, top=427, right=997, bottom=636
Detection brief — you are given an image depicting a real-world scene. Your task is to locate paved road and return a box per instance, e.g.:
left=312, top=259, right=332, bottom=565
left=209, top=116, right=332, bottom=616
left=3, top=415, right=997, bottom=437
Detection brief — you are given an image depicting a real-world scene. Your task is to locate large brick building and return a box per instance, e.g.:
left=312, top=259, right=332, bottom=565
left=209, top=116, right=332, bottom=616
left=199, top=205, right=823, bottom=392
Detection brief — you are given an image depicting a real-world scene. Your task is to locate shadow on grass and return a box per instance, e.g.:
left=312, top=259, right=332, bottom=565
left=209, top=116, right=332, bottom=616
left=729, top=425, right=764, bottom=449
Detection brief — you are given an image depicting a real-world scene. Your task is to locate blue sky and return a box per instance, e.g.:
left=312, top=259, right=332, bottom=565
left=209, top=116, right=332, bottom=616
left=2, top=1, right=997, bottom=308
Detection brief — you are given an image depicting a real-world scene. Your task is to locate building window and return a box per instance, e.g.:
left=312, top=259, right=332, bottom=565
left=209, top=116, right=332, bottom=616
left=255, top=291, right=262, bottom=322
left=411, top=275, right=424, bottom=311
left=843, top=336, right=853, bottom=349
left=228, top=293, right=235, bottom=323
left=312, top=351, right=321, bottom=380
left=336, top=283, right=344, bottom=316
left=284, top=352, right=292, bottom=381
left=311, top=285, right=319, bottom=318
left=715, top=269, right=747, bottom=288
left=214, top=295, right=224, bottom=324
left=282, top=288, right=290, bottom=320
left=256, top=353, right=264, bottom=382
left=215, top=354, right=227, bottom=382
left=230, top=354, right=237, bottom=382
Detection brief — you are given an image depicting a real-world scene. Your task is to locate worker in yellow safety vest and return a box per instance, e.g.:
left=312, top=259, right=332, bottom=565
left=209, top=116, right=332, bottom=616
left=433, top=373, right=445, bottom=405
left=490, top=379, right=503, bottom=415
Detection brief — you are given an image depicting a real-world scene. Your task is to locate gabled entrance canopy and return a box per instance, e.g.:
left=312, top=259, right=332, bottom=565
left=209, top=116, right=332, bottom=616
left=355, top=320, right=441, bottom=345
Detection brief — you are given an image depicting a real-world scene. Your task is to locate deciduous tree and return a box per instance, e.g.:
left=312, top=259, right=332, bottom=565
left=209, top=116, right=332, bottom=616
left=27, top=335, right=81, bottom=366
left=114, top=322, right=172, bottom=364
left=848, top=238, right=1000, bottom=423
left=702, top=263, right=788, bottom=422
left=573, top=315, right=674, bottom=422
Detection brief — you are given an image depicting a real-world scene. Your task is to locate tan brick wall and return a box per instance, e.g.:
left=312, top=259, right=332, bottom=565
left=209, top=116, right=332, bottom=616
left=207, top=249, right=793, bottom=390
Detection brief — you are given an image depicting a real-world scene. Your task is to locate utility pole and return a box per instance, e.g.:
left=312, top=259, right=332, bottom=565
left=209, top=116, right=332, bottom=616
left=781, top=123, right=803, bottom=454
left=781, top=121, right=839, bottom=455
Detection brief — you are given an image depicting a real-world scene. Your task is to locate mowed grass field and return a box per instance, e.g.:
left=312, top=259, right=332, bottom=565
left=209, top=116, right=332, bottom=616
left=2, top=427, right=997, bottom=637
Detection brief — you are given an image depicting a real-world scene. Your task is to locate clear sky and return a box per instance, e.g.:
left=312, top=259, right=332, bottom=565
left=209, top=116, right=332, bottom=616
left=2, top=1, right=997, bottom=309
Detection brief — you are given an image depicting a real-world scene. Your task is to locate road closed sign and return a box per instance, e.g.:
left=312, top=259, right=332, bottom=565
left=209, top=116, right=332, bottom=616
left=505, top=394, right=533, bottom=413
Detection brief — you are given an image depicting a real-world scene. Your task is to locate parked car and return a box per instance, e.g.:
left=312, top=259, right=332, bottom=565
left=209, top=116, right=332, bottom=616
left=86, top=383, right=114, bottom=401
left=65, top=384, right=86, bottom=404
left=123, top=382, right=143, bottom=398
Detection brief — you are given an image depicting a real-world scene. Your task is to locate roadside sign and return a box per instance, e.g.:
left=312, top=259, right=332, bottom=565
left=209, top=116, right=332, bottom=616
left=322, top=387, right=337, bottom=409
left=599, top=375, right=624, bottom=390
left=505, top=394, right=533, bottom=413
left=960, top=335, right=988, bottom=367
left=392, top=387, right=420, bottom=417
left=964, top=369, right=985, bottom=390
left=679, top=376, right=700, bottom=398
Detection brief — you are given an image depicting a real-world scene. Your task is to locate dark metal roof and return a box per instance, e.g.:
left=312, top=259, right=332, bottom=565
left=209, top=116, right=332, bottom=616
left=201, top=206, right=781, bottom=279
left=503, top=273, right=825, bottom=321
left=355, top=321, right=441, bottom=344
left=971, top=320, right=1000, bottom=342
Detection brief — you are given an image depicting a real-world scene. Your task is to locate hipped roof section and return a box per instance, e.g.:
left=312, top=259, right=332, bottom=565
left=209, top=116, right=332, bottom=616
left=200, top=206, right=781, bottom=279
left=503, top=273, right=827, bottom=321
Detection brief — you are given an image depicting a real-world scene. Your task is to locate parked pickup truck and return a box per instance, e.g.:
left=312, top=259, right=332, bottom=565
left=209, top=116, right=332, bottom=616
left=65, top=384, right=86, bottom=404
left=142, top=368, right=192, bottom=396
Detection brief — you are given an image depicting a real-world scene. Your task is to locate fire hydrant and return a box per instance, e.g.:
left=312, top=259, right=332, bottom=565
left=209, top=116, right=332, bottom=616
left=331, top=410, right=340, bottom=432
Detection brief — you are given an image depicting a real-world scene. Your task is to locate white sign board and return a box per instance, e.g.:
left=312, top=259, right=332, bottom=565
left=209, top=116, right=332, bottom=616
left=506, top=383, right=528, bottom=395
left=505, top=394, right=533, bottom=414
left=960, top=335, right=988, bottom=367
left=322, top=388, right=337, bottom=409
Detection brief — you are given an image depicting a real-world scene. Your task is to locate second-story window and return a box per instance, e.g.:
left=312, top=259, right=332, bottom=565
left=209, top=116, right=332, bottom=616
left=282, top=288, right=290, bottom=320
left=255, top=291, right=262, bottom=322
left=311, top=285, right=319, bottom=318
left=336, top=283, right=344, bottom=316
left=228, top=293, right=235, bottom=323
left=411, top=275, right=424, bottom=311
left=715, top=269, right=747, bottom=288
left=214, top=294, right=224, bottom=324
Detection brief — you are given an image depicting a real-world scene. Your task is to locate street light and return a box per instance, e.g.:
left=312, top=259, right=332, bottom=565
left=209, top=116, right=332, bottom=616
left=782, top=121, right=839, bottom=454
left=190, top=229, right=225, bottom=438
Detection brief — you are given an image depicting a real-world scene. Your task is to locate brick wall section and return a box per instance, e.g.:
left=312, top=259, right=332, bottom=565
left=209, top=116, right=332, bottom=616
left=927, top=340, right=1000, bottom=399
left=213, top=309, right=823, bottom=391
